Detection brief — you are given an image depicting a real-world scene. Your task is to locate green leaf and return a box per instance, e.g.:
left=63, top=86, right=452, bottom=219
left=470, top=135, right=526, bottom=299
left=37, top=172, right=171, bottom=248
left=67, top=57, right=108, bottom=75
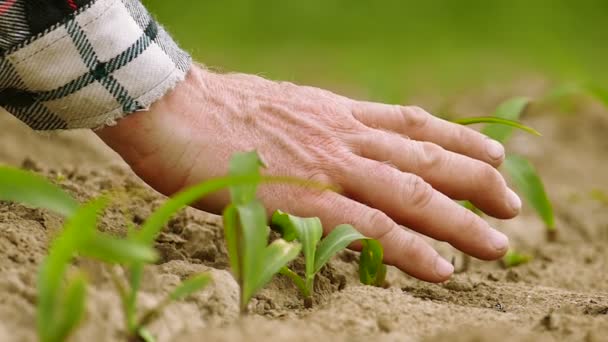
left=135, top=174, right=268, bottom=246
left=37, top=198, right=106, bottom=341
left=222, top=205, right=241, bottom=278
left=501, top=250, right=533, bottom=268
left=457, top=200, right=483, bottom=216
left=80, top=234, right=158, bottom=264
left=169, top=273, right=212, bottom=301
left=279, top=267, right=308, bottom=297
left=229, top=151, right=264, bottom=205
left=50, top=274, right=87, bottom=342
left=248, top=239, right=301, bottom=305
left=138, top=328, right=156, bottom=342
left=453, top=116, right=542, bottom=142
left=271, top=211, right=323, bottom=283
left=126, top=265, right=144, bottom=332
left=543, top=83, right=608, bottom=109
left=0, top=166, right=79, bottom=217
left=314, top=224, right=366, bottom=274
left=235, top=200, right=272, bottom=305
left=359, top=239, right=387, bottom=287
left=481, top=97, right=533, bottom=143
left=504, top=155, right=555, bottom=230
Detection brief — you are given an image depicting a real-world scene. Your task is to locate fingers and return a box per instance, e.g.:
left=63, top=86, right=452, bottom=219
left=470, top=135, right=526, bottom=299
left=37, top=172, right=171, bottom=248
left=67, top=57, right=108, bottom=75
left=351, top=102, right=505, bottom=167
left=350, top=130, right=521, bottom=219
left=337, top=156, right=510, bottom=261
left=303, top=192, right=454, bottom=282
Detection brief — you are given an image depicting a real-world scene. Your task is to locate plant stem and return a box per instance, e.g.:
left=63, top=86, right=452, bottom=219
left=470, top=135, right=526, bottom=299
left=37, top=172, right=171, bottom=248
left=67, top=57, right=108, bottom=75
left=280, top=267, right=310, bottom=299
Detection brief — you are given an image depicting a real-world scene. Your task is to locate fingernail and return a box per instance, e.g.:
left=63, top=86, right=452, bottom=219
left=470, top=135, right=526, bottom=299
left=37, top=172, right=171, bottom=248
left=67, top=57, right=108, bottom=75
left=490, top=228, right=509, bottom=252
left=486, top=139, right=505, bottom=160
left=507, top=188, right=522, bottom=213
left=435, top=257, right=454, bottom=278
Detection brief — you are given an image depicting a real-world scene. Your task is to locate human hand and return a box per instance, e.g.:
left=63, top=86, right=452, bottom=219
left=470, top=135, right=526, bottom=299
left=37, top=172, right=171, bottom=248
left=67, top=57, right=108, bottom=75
left=96, top=65, right=520, bottom=282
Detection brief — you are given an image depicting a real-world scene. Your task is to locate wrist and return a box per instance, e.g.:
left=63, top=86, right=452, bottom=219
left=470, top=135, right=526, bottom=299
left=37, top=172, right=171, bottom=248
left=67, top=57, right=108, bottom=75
left=95, top=64, right=209, bottom=194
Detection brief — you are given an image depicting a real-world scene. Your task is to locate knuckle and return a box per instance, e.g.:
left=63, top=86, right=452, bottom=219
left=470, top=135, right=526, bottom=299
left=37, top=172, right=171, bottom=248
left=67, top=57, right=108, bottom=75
left=477, top=163, right=505, bottom=188
left=393, top=229, right=417, bottom=254
left=417, top=142, right=444, bottom=171
left=402, top=175, right=434, bottom=208
left=364, top=209, right=395, bottom=241
left=461, top=208, right=480, bottom=231
left=365, top=209, right=391, bottom=228
left=401, top=105, right=430, bottom=129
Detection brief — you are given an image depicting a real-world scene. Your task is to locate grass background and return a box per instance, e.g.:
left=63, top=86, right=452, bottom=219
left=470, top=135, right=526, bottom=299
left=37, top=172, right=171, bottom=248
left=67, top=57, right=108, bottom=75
left=143, top=0, right=607, bottom=103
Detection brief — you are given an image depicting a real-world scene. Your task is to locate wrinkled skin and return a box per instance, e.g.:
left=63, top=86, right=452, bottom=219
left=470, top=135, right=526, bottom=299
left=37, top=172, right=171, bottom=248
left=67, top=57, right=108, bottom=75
left=97, top=65, right=521, bottom=282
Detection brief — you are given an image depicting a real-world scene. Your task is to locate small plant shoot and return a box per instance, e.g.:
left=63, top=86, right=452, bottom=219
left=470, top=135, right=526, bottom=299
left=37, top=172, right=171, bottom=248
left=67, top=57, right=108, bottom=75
left=544, top=83, right=608, bottom=109
left=271, top=211, right=386, bottom=307
left=453, top=97, right=555, bottom=241
left=223, top=152, right=302, bottom=313
left=0, top=166, right=215, bottom=342
left=503, top=155, right=555, bottom=240
left=0, top=166, right=79, bottom=217
left=501, top=249, right=533, bottom=268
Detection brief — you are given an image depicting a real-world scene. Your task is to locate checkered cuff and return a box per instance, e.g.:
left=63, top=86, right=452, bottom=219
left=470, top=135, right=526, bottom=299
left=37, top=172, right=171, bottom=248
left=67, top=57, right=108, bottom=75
left=0, top=0, right=191, bottom=130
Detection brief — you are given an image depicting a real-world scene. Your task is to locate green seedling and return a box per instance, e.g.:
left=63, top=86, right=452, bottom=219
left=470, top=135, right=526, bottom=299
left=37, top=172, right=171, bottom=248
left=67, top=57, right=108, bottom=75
left=107, top=151, right=327, bottom=322
left=111, top=269, right=212, bottom=342
left=503, top=155, right=555, bottom=240
left=453, top=115, right=541, bottom=138
left=501, top=249, right=533, bottom=268
left=0, top=166, right=79, bottom=217
left=37, top=198, right=158, bottom=342
left=223, top=152, right=302, bottom=313
left=271, top=211, right=386, bottom=307
left=544, top=83, right=608, bottom=109
left=0, top=167, right=158, bottom=342
left=454, top=97, right=555, bottom=241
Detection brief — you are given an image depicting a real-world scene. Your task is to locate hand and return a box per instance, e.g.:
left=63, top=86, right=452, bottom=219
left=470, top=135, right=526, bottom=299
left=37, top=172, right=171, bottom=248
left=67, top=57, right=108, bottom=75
left=96, top=65, right=521, bottom=282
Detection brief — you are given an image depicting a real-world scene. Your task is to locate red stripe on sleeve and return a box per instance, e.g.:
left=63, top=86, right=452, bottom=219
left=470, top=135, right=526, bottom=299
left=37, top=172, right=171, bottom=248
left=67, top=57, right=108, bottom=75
left=67, top=0, right=77, bottom=10
left=0, top=0, right=17, bottom=16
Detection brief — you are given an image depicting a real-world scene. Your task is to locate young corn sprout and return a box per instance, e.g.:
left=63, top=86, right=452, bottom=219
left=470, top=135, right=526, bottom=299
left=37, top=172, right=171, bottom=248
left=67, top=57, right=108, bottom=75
left=222, top=152, right=302, bottom=313
left=454, top=97, right=555, bottom=247
left=271, top=211, right=386, bottom=307
left=501, top=250, right=533, bottom=268
left=0, top=167, right=157, bottom=342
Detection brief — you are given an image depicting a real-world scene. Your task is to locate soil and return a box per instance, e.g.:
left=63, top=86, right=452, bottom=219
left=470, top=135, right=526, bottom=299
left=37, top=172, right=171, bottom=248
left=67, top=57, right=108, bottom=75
left=0, top=84, right=606, bottom=342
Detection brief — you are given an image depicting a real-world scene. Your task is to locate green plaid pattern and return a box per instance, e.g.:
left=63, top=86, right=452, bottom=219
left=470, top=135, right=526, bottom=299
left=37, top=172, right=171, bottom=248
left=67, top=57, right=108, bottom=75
left=0, top=0, right=191, bottom=130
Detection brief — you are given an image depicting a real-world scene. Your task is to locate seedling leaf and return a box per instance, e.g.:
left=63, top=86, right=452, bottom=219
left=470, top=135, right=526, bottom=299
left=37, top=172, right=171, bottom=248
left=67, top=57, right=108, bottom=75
left=271, top=211, right=323, bottom=285
left=0, top=166, right=79, bottom=217
left=249, top=238, right=301, bottom=304
left=37, top=198, right=106, bottom=342
left=502, top=250, right=533, bottom=268
left=279, top=267, right=308, bottom=297
left=359, top=239, right=387, bottom=287
left=314, top=224, right=365, bottom=274
left=504, top=155, right=555, bottom=230
left=453, top=116, right=540, bottom=138
left=235, top=200, right=269, bottom=305
left=81, top=234, right=158, bottom=264
left=457, top=200, right=483, bottom=216
left=223, top=205, right=242, bottom=277
left=482, top=97, right=533, bottom=143
left=138, top=328, right=156, bottom=342
left=169, top=274, right=212, bottom=301
left=229, top=151, right=264, bottom=205
left=51, top=273, right=87, bottom=342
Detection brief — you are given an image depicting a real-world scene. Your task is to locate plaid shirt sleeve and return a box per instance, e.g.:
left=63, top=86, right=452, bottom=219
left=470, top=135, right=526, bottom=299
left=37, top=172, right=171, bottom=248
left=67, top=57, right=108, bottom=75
left=0, top=0, right=191, bottom=130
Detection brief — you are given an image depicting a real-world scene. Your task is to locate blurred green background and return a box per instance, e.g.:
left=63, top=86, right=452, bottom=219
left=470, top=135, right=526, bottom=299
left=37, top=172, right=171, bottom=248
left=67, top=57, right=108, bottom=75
left=143, top=0, right=607, bottom=103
